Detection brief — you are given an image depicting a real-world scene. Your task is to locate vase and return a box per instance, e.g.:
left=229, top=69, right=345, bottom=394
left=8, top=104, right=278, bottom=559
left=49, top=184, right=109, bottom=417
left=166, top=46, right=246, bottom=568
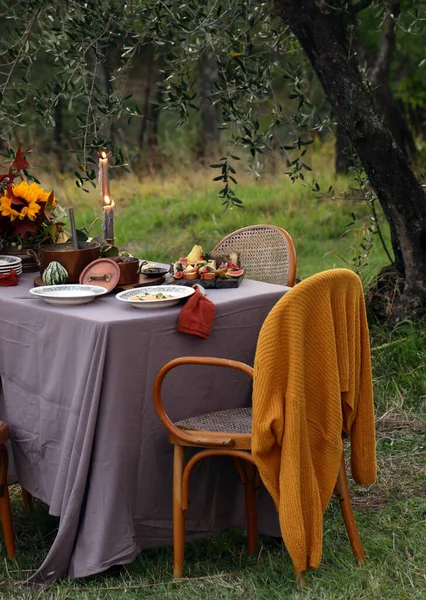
left=1, top=243, right=39, bottom=273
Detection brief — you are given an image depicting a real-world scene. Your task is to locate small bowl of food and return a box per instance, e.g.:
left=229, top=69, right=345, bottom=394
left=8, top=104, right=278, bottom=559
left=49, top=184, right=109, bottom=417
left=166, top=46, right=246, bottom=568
left=140, top=262, right=171, bottom=277
left=115, top=285, right=195, bottom=309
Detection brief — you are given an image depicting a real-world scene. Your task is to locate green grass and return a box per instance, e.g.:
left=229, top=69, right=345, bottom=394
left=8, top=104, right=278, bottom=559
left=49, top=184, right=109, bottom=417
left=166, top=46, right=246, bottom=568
left=43, top=165, right=390, bottom=282
left=1, top=167, right=425, bottom=599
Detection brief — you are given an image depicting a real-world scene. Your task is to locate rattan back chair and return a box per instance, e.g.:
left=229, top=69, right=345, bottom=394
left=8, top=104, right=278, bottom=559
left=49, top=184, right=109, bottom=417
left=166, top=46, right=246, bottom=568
left=211, top=224, right=296, bottom=286
left=153, top=354, right=365, bottom=584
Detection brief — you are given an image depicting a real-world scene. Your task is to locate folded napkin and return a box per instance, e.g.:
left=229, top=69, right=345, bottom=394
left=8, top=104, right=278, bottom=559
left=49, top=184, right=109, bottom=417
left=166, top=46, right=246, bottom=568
left=177, top=286, right=216, bottom=339
left=0, top=268, right=19, bottom=286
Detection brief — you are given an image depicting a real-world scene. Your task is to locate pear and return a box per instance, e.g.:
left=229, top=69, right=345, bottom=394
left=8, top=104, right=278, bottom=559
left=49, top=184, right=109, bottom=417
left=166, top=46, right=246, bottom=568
left=186, top=244, right=204, bottom=263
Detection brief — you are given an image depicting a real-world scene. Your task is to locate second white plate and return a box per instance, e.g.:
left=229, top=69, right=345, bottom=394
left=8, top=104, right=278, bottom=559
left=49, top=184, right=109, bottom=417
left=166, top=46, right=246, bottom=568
left=116, top=285, right=195, bottom=309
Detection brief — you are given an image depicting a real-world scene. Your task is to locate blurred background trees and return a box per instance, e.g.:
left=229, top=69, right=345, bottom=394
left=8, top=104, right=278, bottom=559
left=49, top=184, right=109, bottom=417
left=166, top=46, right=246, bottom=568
left=3, top=1, right=424, bottom=179
left=1, top=0, right=426, bottom=317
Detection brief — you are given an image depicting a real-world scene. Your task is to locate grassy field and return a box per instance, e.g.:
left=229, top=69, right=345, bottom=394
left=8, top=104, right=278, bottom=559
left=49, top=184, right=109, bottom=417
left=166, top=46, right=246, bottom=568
left=1, top=167, right=425, bottom=599
left=42, top=162, right=390, bottom=283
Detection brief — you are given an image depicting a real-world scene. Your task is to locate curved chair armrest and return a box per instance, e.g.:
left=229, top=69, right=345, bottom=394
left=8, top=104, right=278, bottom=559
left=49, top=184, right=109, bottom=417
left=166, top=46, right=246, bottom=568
left=153, top=356, right=254, bottom=447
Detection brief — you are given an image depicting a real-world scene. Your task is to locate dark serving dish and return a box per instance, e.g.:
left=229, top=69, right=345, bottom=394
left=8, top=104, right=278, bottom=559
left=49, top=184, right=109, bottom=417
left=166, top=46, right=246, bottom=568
left=141, top=266, right=171, bottom=277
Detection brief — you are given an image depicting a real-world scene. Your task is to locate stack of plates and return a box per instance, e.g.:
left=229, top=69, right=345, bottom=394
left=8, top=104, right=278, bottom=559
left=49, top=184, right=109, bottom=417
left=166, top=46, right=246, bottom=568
left=0, top=255, right=23, bottom=275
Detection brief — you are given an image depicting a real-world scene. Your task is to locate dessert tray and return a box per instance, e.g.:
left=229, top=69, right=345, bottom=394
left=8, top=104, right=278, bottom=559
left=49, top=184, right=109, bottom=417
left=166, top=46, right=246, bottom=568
left=171, top=245, right=245, bottom=288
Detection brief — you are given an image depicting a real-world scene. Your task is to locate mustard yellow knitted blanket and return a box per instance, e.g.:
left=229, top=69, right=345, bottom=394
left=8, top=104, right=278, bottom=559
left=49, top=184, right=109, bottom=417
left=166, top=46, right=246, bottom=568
left=252, top=268, right=376, bottom=572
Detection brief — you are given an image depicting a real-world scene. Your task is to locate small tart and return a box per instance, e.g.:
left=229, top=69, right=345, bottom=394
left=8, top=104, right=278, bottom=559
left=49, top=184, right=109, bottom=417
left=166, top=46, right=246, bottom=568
left=201, top=272, right=215, bottom=280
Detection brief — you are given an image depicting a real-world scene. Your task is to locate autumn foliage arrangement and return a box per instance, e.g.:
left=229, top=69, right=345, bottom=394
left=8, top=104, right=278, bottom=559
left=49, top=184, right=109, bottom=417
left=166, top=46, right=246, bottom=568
left=0, top=148, right=65, bottom=250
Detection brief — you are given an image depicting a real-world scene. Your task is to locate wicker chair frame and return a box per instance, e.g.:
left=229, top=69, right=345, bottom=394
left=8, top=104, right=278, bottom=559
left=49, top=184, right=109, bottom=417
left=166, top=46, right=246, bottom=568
left=0, top=421, right=15, bottom=559
left=153, top=356, right=365, bottom=585
left=211, top=224, right=296, bottom=287
left=0, top=379, right=33, bottom=560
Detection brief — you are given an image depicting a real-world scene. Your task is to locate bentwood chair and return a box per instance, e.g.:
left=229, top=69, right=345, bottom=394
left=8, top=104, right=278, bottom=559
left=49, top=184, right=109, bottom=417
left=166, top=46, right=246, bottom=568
left=0, top=378, right=33, bottom=559
left=153, top=360, right=366, bottom=583
left=0, top=420, right=15, bottom=559
left=211, top=224, right=296, bottom=286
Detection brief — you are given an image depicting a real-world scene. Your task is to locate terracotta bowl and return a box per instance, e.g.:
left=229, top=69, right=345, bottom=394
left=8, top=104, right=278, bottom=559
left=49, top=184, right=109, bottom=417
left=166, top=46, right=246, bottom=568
left=39, top=242, right=101, bottom=283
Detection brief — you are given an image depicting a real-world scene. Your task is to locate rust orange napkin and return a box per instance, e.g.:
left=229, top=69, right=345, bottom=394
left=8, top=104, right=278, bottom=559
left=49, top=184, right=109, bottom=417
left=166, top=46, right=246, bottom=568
left=177, top=287, right=216, bottom=339
left=0, top=269, right=19, bottom=286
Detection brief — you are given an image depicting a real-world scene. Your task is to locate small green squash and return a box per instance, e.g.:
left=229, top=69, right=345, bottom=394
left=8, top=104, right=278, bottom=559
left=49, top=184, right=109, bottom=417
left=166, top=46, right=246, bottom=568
left=42, top=261, right=69, bottom=285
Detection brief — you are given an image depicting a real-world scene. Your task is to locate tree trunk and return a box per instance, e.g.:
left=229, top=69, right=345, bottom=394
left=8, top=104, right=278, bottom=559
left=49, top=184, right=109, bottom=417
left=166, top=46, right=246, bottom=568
left=274, top=0, right=426, bottom=319
left=335, top=122, right=352, bottom=174
left=198, top=50, right=220, bottom=160
left=368, top=1, right=416, bottom=162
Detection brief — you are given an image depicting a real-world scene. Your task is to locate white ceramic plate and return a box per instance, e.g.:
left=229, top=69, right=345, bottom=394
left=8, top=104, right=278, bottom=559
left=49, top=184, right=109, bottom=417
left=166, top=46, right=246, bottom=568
left=0, top=269, right=22, bottom=275
left=116, top=285, right=195, bottom=309
left=0, top=255, right=22, bottom=267
left=0, top=265, right=22, bottom=271
left=29, top=284, right=108, bottom=305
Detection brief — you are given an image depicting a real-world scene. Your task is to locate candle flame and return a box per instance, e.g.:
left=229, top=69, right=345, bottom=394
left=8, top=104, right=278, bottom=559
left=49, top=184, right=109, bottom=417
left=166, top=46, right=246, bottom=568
left=103, top=195, right=115, bottom=208
left=100, top=150, right=108, bottom=159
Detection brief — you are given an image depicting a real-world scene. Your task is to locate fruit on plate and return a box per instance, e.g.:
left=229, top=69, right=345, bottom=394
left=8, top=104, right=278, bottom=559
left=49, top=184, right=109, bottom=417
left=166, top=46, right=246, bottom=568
left=42, top=261, right=68, bottom=285
left=183, top=263, right=197, bottom=272
left=186, top=244, right=204, bottom=263
left=225, top=268, right=244, bottom=279
left=173, top=271, right=183, bottom=279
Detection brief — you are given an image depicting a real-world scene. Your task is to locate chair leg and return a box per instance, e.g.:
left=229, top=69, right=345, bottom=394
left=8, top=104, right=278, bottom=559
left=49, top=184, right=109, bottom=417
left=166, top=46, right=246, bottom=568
left=334, top=455, right=366, bottom=564
left=173, top=445, right=185, bottom=578
left=0, top=444, right=16, bottom=559
left=244, top=462, right=258, bottom=555
left=293, top=567, right=307, bottom=586
left=21, top=487, right=33, bottom=513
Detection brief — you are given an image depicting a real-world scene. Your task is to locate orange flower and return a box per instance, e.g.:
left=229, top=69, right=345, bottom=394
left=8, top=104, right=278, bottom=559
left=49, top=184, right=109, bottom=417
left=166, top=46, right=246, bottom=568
left=19, top=201, right=41, bottom=221
left=0, top=195, right=20, bottom=221
left=12, top=181, right=56, bottom=206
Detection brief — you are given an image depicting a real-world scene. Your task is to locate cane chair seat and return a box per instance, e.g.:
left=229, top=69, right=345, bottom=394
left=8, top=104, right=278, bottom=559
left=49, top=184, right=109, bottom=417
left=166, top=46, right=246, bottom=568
left=176, top=407, right=252, bottom=435
left=211, top=224, right=296, bottom=287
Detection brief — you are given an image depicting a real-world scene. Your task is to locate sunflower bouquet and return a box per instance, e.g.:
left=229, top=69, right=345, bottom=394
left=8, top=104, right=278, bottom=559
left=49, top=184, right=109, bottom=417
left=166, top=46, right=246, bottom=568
left=0, top=148, right=66, bottom=250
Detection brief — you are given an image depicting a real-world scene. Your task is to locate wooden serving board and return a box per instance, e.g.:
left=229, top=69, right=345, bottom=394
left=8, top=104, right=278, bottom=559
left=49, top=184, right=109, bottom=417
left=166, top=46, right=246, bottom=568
left=114, top=272, right=166, bottom=291
left=34, top=273, right=165, bottom=291
left=171, top=272, right=245, bottom=289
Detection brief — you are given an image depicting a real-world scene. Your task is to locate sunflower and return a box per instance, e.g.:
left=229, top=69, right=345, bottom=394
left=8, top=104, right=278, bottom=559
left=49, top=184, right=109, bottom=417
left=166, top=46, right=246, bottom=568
left=19, top=201, right=41, bottom=221
left=12, top=181, right=56, bottom=206
left=0, top=195, right=20, bottom=221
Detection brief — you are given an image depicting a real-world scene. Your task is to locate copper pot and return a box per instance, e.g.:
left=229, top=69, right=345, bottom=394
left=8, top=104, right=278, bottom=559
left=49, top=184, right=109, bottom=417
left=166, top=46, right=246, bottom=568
left=39, top=242, right=101, bottom=283
left=111, top=256, right=140, bottom=286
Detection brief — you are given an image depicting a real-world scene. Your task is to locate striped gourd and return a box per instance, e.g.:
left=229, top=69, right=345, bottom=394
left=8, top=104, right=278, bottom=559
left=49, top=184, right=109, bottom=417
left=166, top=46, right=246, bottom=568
left=42, top=261, right=68, bottom=285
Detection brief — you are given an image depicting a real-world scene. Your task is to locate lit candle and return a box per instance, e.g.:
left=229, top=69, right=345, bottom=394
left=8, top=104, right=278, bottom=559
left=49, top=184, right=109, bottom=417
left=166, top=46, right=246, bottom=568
left=99, top=150, right=110, bottom=198
left=102, top=194, right=115, bottom=244
left=99, top=150, right=114, bottom=244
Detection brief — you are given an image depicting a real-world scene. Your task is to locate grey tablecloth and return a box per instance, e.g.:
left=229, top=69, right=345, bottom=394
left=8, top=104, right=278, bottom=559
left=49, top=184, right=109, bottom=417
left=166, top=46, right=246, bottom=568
left=0, top=274, right=287, bottom=582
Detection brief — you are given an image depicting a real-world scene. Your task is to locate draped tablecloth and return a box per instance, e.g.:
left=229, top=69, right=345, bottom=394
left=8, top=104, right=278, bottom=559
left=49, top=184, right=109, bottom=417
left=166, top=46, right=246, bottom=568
left=0, top=274, right=288, bottom=582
